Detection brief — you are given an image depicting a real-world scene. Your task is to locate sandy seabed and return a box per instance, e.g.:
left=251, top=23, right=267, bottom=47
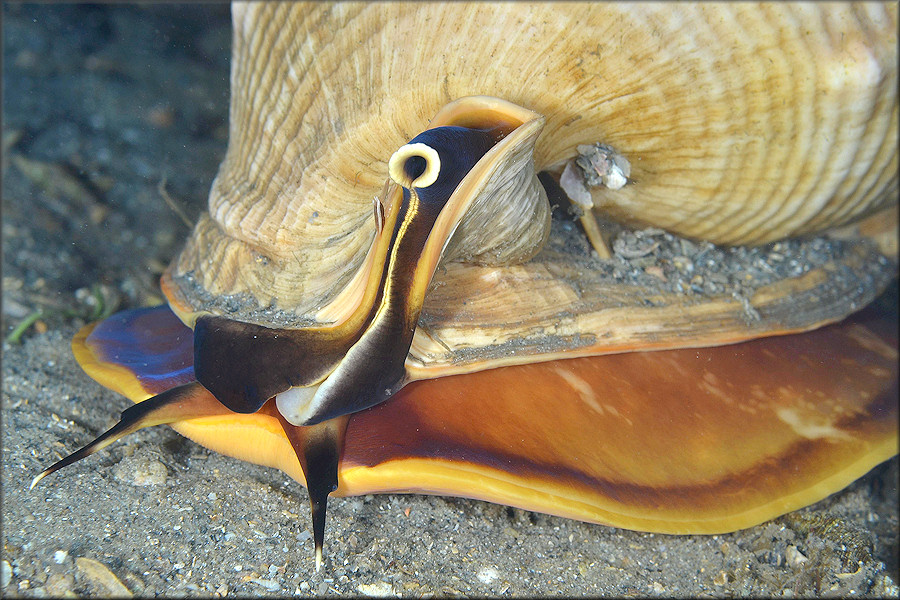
left=3, top=4, right=897, bottom=597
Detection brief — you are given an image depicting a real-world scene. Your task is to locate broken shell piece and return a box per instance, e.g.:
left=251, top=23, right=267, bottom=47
left=558, top=143, right=632, bottom=259
left=560, top=160, right=594, bottom=210
left=576, top=143, right=632, bottom=191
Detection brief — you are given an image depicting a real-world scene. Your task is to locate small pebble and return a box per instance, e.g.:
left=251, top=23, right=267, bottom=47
left=2, top=560, right=12, bottom=588
left=44, top=572, right=75, bottom=596
left=476, top=567, right=499, bottom=585
left=250, top=578, right=280, bottom=592
left=113, top=456, right=168, bottom=486
left=786, top=546, right=809, bottom=569
left=75, top=557, right=132, bottom=597
left=357, top=581, right=394, bottom=597
left=53, top=550, right=68, bottom=564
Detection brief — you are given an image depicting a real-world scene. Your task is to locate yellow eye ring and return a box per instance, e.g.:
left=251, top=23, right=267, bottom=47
left=388, top=142, right=440, bottom=189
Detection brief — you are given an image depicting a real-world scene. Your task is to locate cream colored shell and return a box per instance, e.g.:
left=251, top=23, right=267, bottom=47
left=169, top=2, right=898, bottom=321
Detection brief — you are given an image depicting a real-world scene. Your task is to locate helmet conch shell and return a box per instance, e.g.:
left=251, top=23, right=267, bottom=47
left=162, top=2, right=897, bottom=365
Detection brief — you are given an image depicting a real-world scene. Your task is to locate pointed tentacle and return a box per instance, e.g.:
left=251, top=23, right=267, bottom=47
left=32, top=382, right=228, bottom=489
left=275, top=412, right=349, bottom=570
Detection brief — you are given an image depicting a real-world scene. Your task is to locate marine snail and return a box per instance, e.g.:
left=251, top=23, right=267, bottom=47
left=33, top=2, right=898, bottom=569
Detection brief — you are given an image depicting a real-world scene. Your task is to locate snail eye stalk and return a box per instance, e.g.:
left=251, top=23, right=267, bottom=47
left=389, top=126, right=496, bottom=202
